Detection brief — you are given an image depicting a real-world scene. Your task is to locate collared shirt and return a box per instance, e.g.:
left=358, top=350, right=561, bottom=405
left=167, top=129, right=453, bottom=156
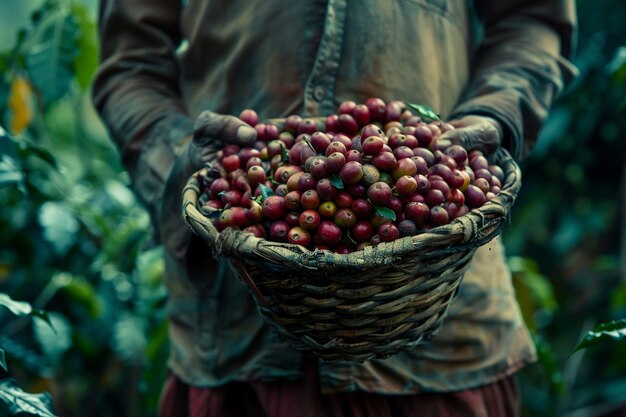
left=93, top=0, right=577, bottom=392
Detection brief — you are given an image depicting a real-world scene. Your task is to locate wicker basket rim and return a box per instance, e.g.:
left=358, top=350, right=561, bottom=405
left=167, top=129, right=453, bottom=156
left=182, top=148, right=521, bottom=270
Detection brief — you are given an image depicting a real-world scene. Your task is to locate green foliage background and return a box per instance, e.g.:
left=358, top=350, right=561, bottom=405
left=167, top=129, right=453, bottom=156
left=0, top=1, right=624, bottom=416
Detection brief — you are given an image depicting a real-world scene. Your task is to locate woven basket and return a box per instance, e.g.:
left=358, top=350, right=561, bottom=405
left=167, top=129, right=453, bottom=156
left=182, top=148, right=521, bottom=362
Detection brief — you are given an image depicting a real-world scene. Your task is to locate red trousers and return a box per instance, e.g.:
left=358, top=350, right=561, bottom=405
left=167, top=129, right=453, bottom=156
left=159, top=361, right=519, bottom=417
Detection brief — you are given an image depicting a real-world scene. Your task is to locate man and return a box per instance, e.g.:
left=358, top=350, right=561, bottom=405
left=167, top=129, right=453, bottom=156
left=93, top=1, right=577, bottom=415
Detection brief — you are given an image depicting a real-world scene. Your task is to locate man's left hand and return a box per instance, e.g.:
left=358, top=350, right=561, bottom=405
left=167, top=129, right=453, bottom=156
left=434, top=115, right=503, bottom=154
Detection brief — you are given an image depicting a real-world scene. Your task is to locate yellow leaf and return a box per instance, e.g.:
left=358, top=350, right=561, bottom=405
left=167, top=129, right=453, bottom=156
left=8, top=76, right=35, bottom=135
left=0, top=262, right=11, bottom=284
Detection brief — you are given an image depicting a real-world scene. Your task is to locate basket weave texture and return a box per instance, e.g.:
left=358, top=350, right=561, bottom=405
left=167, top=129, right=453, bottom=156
left=182, top=148, right=521, bottom=362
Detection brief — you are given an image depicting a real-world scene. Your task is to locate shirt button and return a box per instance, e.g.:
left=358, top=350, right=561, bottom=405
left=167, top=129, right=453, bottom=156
left=313, top=86, right=326, bottom=101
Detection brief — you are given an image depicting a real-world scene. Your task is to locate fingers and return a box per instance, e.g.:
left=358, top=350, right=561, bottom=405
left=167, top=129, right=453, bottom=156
left=434, top=117, right=501, bottom=154
left=193, top=110, right=257, bottom=147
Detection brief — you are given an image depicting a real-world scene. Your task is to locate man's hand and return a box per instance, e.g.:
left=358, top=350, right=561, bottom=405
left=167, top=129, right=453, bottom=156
left=434, top=115, right=503, bottom=155
left=189, top=110, right=257, bottom=169
left=158, top=110, right=257, bottom=262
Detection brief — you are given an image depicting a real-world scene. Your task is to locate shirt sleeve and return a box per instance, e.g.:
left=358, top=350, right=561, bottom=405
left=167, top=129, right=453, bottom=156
left=450, top=0, right=578, bottom=159
left=92, top=0, right=194, bottom=225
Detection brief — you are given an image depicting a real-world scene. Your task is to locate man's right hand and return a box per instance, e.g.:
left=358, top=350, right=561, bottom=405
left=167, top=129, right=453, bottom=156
left=188, top=110, right=258, bottom=170
left=158, top=110, right=257, bottom=263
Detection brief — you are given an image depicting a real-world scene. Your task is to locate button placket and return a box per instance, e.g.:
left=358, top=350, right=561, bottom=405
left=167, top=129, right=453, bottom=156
left=303, top=0, right=348, bottom=117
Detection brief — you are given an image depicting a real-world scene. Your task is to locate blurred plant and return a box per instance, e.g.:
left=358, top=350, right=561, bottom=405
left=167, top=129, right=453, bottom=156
left=503, top=0, right=626, bottom=415
left=0, top=294, right=58, bottom=417
left=0, top=1, right=168, bottom=416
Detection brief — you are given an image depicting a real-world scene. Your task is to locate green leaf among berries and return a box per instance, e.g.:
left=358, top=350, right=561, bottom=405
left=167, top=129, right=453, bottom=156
left=258, top=183, right=275, bottom=201
left=405, top=103, right=441, bottom=122
left=329, top=175, right=344, bottom=190
left=373, top=205, right=396, bottom=221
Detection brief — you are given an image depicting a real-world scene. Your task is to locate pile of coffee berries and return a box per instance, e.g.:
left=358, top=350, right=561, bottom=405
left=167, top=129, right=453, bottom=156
left=197, top=99, right=504, bottom=253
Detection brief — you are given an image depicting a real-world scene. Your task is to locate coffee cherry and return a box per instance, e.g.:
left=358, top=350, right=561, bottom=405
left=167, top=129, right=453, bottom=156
left=444, top=144, right=468, bottom=166
left=269, top=220, right=290, bottom=242
left=364, top=98, right=386, bottom=122
left=326, top=152, right=346, bottom=174
left=361, top=124, right=385, bottom=139
left=317, top=221, right=343, bottom=245
left=334, top=191, right=354, bottom=209
left=338, top=114, right=359, bottom=134
left=395, top=175, right=418, bottom=196
left=361, top=136, right=385, bottom=155
left=288, top=226, right=311, bottom=247
left=319, top=201, right=338, bottom=219
left=404, top=201, right=430, bottom=227
left=429, top=206, right=449, bottom=227
left=465, top=184, right=487, bottom=208
left=247, top=166, right=266, bottom=187
left=334, top=208, right=357, bottom=229
left=398, top=219, right=418, bottom=237
left=284, top=191, right=302, bottom=211
left=353, top=104, right=371, bottom=126
left=262, top=196, right=286, bottom=220
left=371, top=151, right=397, bottom=171
left=325, top=114, right=340, bottom=132
left=367, top=182, right=392, bottom=206
left=310, top=132, right=331, bottom=153
left=339, top=161, right=364, bottom=185
left=299, top=210, right=321, bottom=230
left=222, top=154, right=241, bottom=172
left=239, top=109, right=259, bottom=126
left=351, top=198, right=374, bottom=218
left=352, top=221, right=375, bottom=242
left=316, top=178, right=339, bottom=201
left=244, top=224, right=266, bottom=238
left=301, top=189, right=321, bottom=210
left=285, top=211, right=300, bottom=227
left=326, top=141, right=347, bottom=156
left=378, top=222, right=400, bottom=242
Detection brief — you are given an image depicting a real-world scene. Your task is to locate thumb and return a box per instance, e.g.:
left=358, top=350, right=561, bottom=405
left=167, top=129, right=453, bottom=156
left=433, top=122, right=500, bottom=154
left=193, top=110, right=257, bottom=147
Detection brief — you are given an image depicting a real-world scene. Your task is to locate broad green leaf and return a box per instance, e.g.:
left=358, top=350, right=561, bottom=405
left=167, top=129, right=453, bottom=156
left=405, top=102, right=441, bottom=122
left=0, top=293, right=32, bottom=317
left=0, top=349, right=6, bottom=372
left=17, top=139, right=58, bottom=168
left=23, top=5, right=78, bottom=106
left=33, top=312, right=72, bottom=363
left=0, top=379, right=58, bottom=417
left=38, top=201, right=79, bottom=256
left=58, top=274, right=103, bottom=318
left=607, top=46, right=626, bottom=82
left=373, top=205, right=396, bottom=221
left=575, top=319, right=626, bottom=352
left=329, top=174, right=344, bottom=190
left=112, top=314, right=147, bottom=365
left=0, top=154, right=24, bottom=188
left=71, top=4, right=99, bottom=89
left=509, top=256, right=558, bottom=314
left=0, top=129, right=24, bottom=188
left=0, top=293, right=51, bottom=327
